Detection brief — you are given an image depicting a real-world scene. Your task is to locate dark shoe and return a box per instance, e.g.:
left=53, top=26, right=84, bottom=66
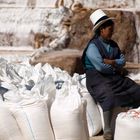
left=103, top=131, right=113, bottom=140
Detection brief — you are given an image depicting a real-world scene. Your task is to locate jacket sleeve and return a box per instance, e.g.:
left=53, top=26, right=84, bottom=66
left=86, top=43, right=115, bottom=74
left=115, top=53, right=126, bottom=68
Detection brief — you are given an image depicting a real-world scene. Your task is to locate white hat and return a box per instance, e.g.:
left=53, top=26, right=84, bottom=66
left=90, top=9, right=114, bottom=32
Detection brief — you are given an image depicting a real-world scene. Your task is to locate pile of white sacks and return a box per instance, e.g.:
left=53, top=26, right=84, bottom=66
left=1, top=57, right=140, bottom=140
left=0, top=58, right=102, bottom=140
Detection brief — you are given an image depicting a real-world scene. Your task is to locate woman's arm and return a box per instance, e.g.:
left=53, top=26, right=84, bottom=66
left=104, top=54, right=126, bottom=68
left=86, top=43, right=115, bottom=74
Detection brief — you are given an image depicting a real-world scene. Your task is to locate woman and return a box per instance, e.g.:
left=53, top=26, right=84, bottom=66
left=82, top=9, right=140, bottom=140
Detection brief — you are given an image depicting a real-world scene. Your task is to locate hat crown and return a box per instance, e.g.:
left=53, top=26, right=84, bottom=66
left=90, top=9, right=107, bottom=25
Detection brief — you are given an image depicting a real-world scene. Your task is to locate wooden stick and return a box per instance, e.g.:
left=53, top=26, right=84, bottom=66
left=125, top=62, right=140, bottom=69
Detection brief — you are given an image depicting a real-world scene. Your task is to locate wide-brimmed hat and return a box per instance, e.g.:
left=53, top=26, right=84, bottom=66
left=90, top=9, right=114, bottom=32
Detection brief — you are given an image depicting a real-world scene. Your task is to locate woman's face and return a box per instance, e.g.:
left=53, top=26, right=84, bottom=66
left=100, top=25, right=114, bottom=40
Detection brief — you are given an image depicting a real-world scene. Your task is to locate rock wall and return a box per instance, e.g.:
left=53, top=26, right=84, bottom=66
left=0, top=0, right=140, bottom=73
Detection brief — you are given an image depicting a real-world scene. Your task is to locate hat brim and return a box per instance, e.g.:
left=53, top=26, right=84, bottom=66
left=92, top=17, right=115, bottom=32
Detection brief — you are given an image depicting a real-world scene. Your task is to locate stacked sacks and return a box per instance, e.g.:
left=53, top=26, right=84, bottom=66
left=114, top=107, right=140, bottom=140
left=0, top=60, right=56, bottom=140
left=0, top=58, right=103, bottom=139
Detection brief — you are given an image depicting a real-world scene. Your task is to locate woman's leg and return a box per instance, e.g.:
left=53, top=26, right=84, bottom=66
left=103, top=110, right=113, bottom=140
left=86, top=70, right=114, bottom=139
left=122, top=77, right=140, bottom=108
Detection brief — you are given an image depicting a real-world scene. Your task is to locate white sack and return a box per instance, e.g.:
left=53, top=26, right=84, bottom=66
left=31, top=75, right=56, bottom=97
left=11, top=99, right=54, bottom=140
left=5, top=64, right=22, bottom=83
left=31, top=76, right=56, bottom=108
left=114, top=107, right=140, bottom=140
left=54, top=67, right=71, bottom=82
left=50, top=83, right=89, bottom=140
left=30, top=63, right=45, bottom=84
left=3, top=89, right=24, bottom=103
left=80, top=88, right=102, bottom=136
left=14, top=63, right=33, bottom=82
left=1, top=82, right=17, bottom=90
left=0, top=103, right=24, bottom=140
left=42, top=63, right=57, bottom=80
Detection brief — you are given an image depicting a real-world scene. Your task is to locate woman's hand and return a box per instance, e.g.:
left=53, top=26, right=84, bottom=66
left=104, top=59, right=115, bottom=66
